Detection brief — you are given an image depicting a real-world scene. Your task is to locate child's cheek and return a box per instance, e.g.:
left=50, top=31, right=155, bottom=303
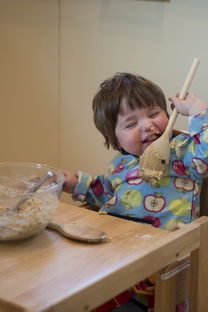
left=157, top=116, right=169, bottom=132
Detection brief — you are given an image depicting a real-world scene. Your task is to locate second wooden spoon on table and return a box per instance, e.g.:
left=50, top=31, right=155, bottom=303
left=47, top=221, right=109, bottom=243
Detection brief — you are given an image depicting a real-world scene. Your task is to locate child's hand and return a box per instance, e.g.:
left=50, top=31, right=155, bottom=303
left=62, top=171, right=78, bottom=194
left=168, top=93, right=208, bottom=116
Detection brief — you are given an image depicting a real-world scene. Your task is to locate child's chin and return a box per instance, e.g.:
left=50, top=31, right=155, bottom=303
left=130, top=150, right=141, bottom=156
left=142, top=141, right=152, bottom=150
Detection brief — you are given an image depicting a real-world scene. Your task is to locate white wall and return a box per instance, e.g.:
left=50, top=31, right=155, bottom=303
left=0, top=0, right=208, bottom=204
left=61, top=0, right=208, bottom=182
left=0, top=0, right=59, bottom=167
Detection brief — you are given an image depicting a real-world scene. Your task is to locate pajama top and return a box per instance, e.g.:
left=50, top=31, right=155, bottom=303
left=73, top=109, right=208, bottom=230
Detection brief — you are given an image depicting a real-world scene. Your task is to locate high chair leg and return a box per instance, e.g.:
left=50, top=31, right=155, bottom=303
left=190, top=216, right=208, bottom=312
left=155, top=268, right=177, bottom=312
left=155, top=216, right=208, bottom=312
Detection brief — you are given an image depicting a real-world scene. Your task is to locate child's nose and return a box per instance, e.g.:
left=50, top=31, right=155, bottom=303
left=141, top=121, right=154, bottom=132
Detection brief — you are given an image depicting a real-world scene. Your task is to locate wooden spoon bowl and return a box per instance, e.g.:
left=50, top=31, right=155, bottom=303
left=140, top=58, right=200, bottom=183
left=47, top=220, right=109, bottom=243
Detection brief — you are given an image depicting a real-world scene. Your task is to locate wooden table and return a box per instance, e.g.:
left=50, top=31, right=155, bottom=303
left=0, top=203, right=205, bottom=312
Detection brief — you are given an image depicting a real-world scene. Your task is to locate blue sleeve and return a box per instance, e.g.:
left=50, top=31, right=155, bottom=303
left=72, top=170, right=114, bottom=208
left=173, top=109, right=208, bottom=181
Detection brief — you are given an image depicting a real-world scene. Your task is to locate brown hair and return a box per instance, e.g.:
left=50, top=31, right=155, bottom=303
left=92, top=73, right=167, bottom=150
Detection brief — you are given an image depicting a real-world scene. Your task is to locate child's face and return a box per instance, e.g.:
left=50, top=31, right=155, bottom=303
left=115, top=101, right=169, bottom=156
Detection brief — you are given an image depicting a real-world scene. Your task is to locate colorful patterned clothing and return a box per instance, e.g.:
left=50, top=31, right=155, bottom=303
left=73, top=110, right=208, bottom=230
left=72, top=110, right=208, bottom=311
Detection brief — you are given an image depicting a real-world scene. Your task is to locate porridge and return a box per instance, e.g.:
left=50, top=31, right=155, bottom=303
left=0, top=186, right=58, bottom=241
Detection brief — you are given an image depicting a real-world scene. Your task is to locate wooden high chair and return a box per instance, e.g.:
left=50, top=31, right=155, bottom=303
left=82, top=174, right=208, bottom=311
left=154, top=177, right=208, bottom=312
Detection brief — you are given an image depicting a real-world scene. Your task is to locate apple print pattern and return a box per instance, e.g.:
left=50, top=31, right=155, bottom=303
left=169, top=198, right=191, bottom=216
left=144, top=193, right=165, bottom=212
left=173, top=178, right=194, bottom=192
left=121, top=190, right=142, bottom=210
left=73, top=109, right=208, bottom=229
left=172, top=160, right=189, bottom=176
left=191, top=158, right=208, bottom=174
left=125, top=169, right=142, bottom=185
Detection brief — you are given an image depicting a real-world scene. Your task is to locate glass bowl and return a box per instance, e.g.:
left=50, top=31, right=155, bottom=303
left=0, top=162, right=64, bottom=241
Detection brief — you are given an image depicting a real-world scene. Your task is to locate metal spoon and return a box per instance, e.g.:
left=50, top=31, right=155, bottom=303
left=10, top=171, right=54, bottom=213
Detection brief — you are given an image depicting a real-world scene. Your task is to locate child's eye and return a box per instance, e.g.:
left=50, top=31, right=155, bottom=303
left=126, top=122, right=137, bottom=128
left=149, top=112, right=159, bottom=118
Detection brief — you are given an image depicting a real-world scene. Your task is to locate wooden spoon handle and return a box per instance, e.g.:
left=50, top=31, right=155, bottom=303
left=47, top=220, right=108, bottom=243
left=165, top=58, right=200, bottom=134
left=178, top=58, right=200, bottom=99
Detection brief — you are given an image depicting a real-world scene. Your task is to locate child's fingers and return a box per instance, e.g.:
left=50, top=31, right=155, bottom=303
left=170, top=103, right=175, bottom=110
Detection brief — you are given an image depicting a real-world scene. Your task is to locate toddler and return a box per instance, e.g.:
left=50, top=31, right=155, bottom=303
left=63, top=73, right=208, bottom=311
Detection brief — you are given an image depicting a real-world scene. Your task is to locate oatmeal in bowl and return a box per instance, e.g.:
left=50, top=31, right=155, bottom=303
left=0, top=163, right=64, bottom=241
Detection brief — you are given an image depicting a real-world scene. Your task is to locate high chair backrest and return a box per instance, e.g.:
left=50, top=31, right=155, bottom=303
left=200, top=176, right=208, bottom=217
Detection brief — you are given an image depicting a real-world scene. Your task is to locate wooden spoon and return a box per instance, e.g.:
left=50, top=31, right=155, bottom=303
left=140, top=58, right=200, bottom=184
left=47, top=220, right=109, bottom=243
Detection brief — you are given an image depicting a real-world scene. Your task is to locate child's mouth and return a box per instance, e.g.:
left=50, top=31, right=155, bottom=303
left=143, top=133, right=160, bottom=144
